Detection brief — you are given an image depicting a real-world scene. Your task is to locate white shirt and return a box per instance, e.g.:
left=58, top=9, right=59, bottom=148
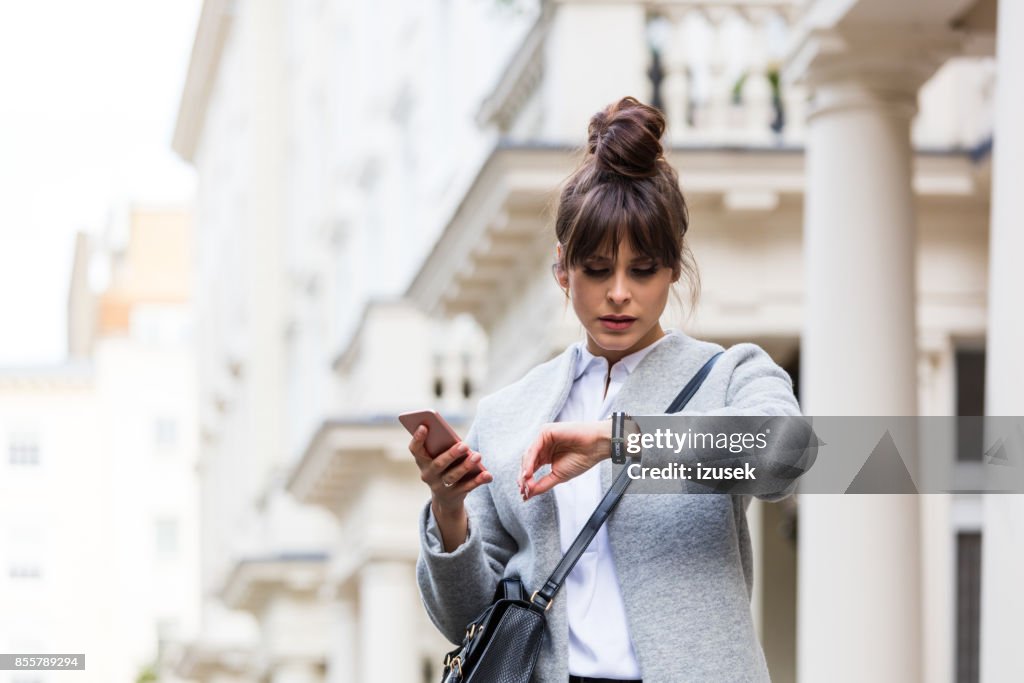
left=553, top=331, right=675, bottom=678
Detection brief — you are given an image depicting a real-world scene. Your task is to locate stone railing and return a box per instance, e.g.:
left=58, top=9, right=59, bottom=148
left=644, top=0, right=806, bottom=145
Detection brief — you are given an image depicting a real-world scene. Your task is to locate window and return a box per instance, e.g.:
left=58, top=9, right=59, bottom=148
left=956, top=532, right=982, bottom=683
left=154, top=418, right=179, bottom=449
left=433, top=355, right=444, bottom=398
left=461, top=352, right=474, bottom=399
left=8, top=528, right=44, bottom=580
left=154, top=518, right=178, bottom=558
left=131, top=306, right=188, bottom=346
left=955, top=349, right=985, bottom=462
left=782, top=348, right=801, bottom=406
left=8, top=433, right=40, bottom=466
left=8, top=564, right=43, bottom=579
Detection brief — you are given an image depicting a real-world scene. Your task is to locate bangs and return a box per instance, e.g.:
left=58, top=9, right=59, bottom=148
left=560, top=178, right=680, bottom=269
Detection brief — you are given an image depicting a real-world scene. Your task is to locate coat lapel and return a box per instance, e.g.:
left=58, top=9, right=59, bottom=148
left=507, top=344, right=578, bottom=581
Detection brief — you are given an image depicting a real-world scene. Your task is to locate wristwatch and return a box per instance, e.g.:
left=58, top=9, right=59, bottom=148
left=611, top=412, right=634, bottom=464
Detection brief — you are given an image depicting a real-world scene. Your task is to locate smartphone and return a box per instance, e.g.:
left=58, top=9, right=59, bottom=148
left=398, top=410, right=463, bottom=457
left=399, top=410, right=483, bottom=485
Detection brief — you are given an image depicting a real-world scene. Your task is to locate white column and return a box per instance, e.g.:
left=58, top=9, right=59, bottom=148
left=918, top=341, right=955, bottom=683
left=801, top=79, right=920, bottom=414
left=980, top=0, right=1024, bottom=680
left=920, top=492, right=954, bottom=683
left=742, top=11, right=775, bottom=144
left=326, top=595, right=356, bottom=683
left=702, top=10, right=731, bottom=135
left=243, top=0, right=287, bottom=487
left=792, top=35, right=945, bottom=683
left=261, top=589, right=330, bottom=683
left=659, top=11, right=692, bottom=141
left=358, top=560, right=419, bottom=682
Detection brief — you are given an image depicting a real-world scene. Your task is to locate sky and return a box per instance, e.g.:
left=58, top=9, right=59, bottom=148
left=0, top=0, right=202, bottom=365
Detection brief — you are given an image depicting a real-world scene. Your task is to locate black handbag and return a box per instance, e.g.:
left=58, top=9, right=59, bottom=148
left=439, top=352, right=723, bottom=683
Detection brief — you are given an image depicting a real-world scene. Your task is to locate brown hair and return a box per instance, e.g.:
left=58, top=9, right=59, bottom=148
left=554, top=96, right=699, bottom=308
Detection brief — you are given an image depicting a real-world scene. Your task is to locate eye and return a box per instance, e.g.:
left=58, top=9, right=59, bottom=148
left=631, top=265, right=659, bottom=277
left=582, top=267, right=610, bottom=278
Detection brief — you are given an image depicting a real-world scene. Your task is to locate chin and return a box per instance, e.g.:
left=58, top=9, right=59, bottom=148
left=591, top=330, right=640, bottom=351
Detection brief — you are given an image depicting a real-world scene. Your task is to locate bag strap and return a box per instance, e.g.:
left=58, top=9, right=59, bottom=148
left=664, top=351, right=723, bottom=413
left=493, top=576, right=525, bottom=602
left=529, top=351, right=723, bottom=611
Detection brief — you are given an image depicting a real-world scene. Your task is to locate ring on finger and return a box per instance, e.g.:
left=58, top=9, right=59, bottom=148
left=442, top=479, right=454, bottom=488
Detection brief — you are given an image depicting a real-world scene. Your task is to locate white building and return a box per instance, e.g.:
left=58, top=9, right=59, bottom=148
left=172, top=0, right=498, bottom=679
left=173, top=0, right=1017, bottom=682
left=0, top=207, right=202, bottom=683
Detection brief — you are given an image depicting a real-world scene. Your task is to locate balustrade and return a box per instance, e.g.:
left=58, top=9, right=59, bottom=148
left=645, top=1, right=806, bottom=145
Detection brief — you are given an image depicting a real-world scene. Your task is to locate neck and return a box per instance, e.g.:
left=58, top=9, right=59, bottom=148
left=586, top=325, right=666, bottom=366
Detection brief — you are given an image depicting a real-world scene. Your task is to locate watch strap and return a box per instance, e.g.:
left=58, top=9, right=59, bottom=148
left=610, top=411, right=627, bottom=464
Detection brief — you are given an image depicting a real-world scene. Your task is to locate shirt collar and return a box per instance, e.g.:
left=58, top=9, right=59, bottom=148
left=573, top=329, right=677, bottom=381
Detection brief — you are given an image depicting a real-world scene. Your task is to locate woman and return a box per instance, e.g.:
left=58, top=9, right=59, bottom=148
left=409, top=97, right=802, bottom=683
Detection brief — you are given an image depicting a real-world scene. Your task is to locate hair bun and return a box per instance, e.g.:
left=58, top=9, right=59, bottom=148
left=587, top=96, right=666, bottom=178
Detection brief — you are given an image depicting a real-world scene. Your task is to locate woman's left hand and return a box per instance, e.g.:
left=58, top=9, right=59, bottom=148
left=518, top=420, right=612, bottom=500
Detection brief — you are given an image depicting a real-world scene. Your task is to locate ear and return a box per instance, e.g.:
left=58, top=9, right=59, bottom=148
left=555, top=244, right=569, bottom=288
left=556, top=266, right=570, bottom=290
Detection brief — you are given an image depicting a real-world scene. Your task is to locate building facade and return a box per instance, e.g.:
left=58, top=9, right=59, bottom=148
left=173, top=1, right=1015, bottom=682
left=0, top=207, right=201, bottom=683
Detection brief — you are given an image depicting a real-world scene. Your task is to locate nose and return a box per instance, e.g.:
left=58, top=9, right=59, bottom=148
left=607, top=268, right=631, bottom=305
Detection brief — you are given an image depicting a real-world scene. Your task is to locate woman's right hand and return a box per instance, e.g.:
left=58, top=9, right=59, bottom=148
left=408, top=425, right=493, bottom=510
left=409, top=425, right=493, bottom=552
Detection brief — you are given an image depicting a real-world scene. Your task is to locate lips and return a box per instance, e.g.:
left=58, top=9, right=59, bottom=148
left=599, top=315, right=636, bottom=331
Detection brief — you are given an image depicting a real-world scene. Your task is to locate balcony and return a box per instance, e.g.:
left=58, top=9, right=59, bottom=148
left=481, top=1, right=808, bottom=145
left=220, top=553, right=328, bottom=615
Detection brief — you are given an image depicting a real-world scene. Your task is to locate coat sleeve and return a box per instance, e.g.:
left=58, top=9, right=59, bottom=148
left=638, top=343, right=814, bottom=502
left=415, top=417, right=518, bottom=644
left=682, top=343, right=802, bottom=418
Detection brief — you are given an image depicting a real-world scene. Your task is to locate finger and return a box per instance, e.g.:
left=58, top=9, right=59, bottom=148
left=525, top=469, right=565, bottom=499
left=409, top=428, right=438, bottom=473
left=442, top=450, right=483, bottom=486
left=449, top=467, right=494, bottom=494
left=440, top=464, right=492, bottom=490
left=519, top=428, right=551, bottom=488
left=429, top=441, right=469, bottom=478
left=518, top=441, right=536, bottom=492
left=408, top=425, right=430, bottom=460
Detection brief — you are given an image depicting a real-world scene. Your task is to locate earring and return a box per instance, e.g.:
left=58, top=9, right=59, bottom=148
left=551, top=262, right=569, bottom=299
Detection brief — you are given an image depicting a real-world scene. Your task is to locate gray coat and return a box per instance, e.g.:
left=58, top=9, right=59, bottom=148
left=417, top=331, right=802, bottom=682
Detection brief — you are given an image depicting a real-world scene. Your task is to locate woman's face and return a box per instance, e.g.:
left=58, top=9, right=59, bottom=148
left=558, top=239, right=677, bottom=365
